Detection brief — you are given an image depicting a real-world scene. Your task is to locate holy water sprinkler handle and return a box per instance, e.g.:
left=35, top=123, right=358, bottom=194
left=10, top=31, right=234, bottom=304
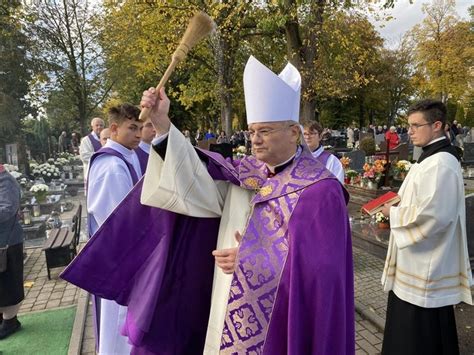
left=139, top=12, right=215, bottom=122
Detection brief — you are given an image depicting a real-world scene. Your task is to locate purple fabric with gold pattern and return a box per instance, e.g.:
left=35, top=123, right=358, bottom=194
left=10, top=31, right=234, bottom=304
left=217, top=148, right=354, bottom=354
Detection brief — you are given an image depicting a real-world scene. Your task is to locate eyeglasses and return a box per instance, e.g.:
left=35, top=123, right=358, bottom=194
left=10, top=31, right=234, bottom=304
left=408, top=122, right=432, bottom=131
left=249, top=126, right=291, bottom=138
left=303, top=131, right=319, bottom=137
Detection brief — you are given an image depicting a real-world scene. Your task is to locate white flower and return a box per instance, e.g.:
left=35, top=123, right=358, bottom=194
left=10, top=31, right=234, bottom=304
left=237, top=146, right=247, bottom=154
left=4, top=164, right=18, bottom=172
left=10, top=171, right=22, bottom=179
left=375, top=212, right=389, bottom=223
left=30, top=184, right=49, bottom=193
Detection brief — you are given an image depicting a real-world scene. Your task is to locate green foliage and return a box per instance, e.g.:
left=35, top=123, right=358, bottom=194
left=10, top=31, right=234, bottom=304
left=410, top=0, right=472, bottom=103
left=23, top=118, right=52, bottom=160
left=360, top=137, right=376, bottom=155
left=0, top=3, right=33, bottom=146
left=23, top=0, right=110, bottom=134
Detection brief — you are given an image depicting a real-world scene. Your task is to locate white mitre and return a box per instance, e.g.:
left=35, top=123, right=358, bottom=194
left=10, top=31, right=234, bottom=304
left=243, top=55, right=301, bottom=124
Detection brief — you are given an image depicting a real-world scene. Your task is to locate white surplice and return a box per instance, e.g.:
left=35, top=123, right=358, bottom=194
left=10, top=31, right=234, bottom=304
left=381, top=151, right=473, bottom=308
left=311, top=145, right=345, bottom=183
left=79, top=131, right=100, bottom=181
left=88, top=139, right=142, bottom=355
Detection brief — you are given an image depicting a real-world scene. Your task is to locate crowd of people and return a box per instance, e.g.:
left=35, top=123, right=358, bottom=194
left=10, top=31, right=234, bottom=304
left=1, top=54, right=472, bottom=355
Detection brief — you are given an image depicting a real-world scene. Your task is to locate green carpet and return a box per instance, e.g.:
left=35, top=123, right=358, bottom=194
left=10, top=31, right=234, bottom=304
left=0, top=306, right=76, bottom=355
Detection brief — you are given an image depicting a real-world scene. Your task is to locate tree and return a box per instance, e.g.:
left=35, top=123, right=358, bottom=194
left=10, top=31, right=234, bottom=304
left=261, top=1, right=396, bottom=123
left=410, top=0, right=472, bottom=103
left=0, top=3, right=33, bottom=146
left=101, top=1, right=264, bottom=135
left=24, top=0, right=111, bottom=134
left=0, top=2, right=35, bottom=170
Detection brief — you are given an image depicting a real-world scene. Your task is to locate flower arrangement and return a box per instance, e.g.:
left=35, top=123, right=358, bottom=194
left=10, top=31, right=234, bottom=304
left=345, top=169, right=358, bottom=179
left=19, top=177, right=28, bottom=187
left=344, top=169, right=359, bottom=185
left=3, top=164, right=18, bottom=172
left=57, top=152, right=75, bottom=160
left=375, top=212, right=390, bottom=229
left=340, top=156, right=351, bottom=170
left=393, top=160, right=412, bottom=175
left=54, top=157, right=70, bottom=171
left=362, top=159, right=387, bottom=182
left=3, top=164, right=22, bottom=179
left=31, top=163, right=60, bottom=182
left=30, top=183, right=49, bottom=203
left=234, top=145, right=248, bottom=159
left=375, top=212, right=389, bottom=223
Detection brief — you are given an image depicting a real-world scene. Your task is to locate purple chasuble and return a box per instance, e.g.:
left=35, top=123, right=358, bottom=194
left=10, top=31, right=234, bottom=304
left=216, top=148, right=354, bottom=354
left=88, top=132, right=102, bottom=152
left=134, top=146, right=149, bottom=176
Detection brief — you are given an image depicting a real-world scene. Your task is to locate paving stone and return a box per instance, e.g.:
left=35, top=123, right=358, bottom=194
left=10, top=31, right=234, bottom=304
left=62, top=296, right=75, bottom=303
left=359, top=329, right=382, bottom=345
left=19, top=305, right=32, bottom=313
left=82, top=338, right=96, bottom=353
left=36, top=293, right=50, bottom=301
left=26, top=290, right=41, bottom=298
left=49, top=291, right=64, bottom=300
left=84, top=326, right=95, bottom=339
left=63, top=289, right=77, bottom=298
left=46, top=299, right=61, bottom=308
left=34, top=298, right=48, bottom=305
left=31, top=304, right=46, bottom=311
left=360, top=320, right=379, bottom=333
left=357, top=339, right=379, bottom=355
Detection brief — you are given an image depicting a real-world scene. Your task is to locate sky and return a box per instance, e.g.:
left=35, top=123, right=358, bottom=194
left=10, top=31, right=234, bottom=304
left=371, top=0, right=472, bottom=47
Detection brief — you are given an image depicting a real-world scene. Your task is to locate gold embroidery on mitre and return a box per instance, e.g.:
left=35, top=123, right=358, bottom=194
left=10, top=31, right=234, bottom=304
left=259, top=185, right=273, bottom=197
left=244, top=177, right=259, bottom=189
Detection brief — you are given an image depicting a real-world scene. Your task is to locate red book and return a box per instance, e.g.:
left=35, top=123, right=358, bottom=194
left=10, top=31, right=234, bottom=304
left=361, top=191, right=400, bottom=216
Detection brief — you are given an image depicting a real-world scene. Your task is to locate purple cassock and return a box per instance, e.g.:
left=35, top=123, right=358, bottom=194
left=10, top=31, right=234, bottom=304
left=61, top=146, right=355, bottom=354
left=87, top=133, right=102, bottom=152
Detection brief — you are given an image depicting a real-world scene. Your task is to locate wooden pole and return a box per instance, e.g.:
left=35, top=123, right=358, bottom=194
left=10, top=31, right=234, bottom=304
left=384, top=137, right=391, bottom=187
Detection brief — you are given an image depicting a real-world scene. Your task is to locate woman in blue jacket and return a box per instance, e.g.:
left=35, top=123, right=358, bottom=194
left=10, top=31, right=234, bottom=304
left=0, top=164, right=24, bottom=339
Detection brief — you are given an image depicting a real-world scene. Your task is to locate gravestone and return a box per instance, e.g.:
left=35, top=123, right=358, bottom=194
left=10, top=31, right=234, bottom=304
left=209, top=143, right=233, bottom=160
left=379, top=141, right=387, bottom=152
left=463, top=143, right=474, bottom=164
left=395, top=143, right=409, bottom=160
left=343, top=150, right=366, bottom=172
left=466, top=194, right=474, bottom=268
left=359, top=132, right=373, bottom=142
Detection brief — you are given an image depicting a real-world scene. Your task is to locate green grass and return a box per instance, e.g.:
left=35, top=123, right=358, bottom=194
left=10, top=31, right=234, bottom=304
left=0, top=306, right=76, bottom=355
